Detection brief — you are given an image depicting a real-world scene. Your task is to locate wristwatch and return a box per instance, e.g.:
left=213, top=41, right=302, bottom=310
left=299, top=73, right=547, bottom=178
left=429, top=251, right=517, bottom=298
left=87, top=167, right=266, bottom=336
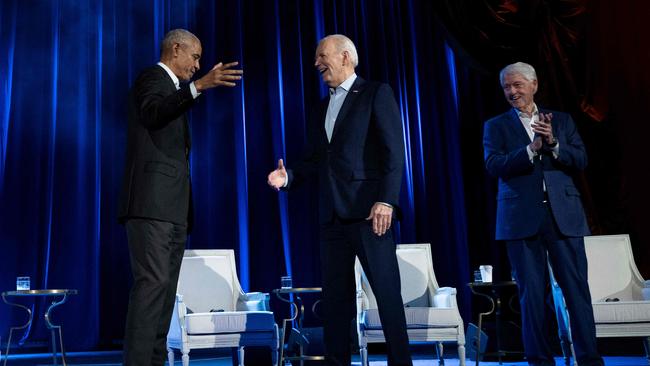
left=547, top=137, right=558, bottom=147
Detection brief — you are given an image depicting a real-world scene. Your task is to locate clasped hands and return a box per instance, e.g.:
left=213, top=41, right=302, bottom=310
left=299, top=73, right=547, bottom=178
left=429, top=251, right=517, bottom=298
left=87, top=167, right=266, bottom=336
left=529, top=112, right=555, bottom=152
left=267, top=159, right=393, bottom=236
left=194, top=61, right=243, bottom=92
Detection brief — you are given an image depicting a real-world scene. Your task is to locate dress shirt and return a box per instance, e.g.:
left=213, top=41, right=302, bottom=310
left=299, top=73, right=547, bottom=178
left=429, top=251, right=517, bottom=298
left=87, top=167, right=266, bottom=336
left=325, top=73, right=357, bottom=142
left=157, top=62, right=200, bottom=98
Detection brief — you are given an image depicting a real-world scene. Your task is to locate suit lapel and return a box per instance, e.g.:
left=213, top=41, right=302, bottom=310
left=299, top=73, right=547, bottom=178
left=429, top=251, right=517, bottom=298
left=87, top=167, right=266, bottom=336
left=157, top=65, right=192, bottom=151
left=506, top=108, right=533, bottom=144
left=330, top=77, right=366, bottom=142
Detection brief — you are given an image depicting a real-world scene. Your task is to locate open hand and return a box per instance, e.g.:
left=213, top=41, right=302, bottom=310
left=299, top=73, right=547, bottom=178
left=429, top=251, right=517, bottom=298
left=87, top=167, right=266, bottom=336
left=267, top=159, right=287, bottom=191
left=194, top=61, right=243, bottom=91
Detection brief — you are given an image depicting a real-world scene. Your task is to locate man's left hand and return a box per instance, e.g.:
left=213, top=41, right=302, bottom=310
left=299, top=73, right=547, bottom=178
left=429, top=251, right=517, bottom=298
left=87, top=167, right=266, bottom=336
left=366, top=203, right=393, bottom=236
left=531, top=112, right=555, bottom=145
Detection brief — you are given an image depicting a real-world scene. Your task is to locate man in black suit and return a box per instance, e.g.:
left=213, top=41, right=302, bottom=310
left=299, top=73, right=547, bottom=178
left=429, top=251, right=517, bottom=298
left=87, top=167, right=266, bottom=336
left=483, top=62, right=603, bottom=366
left=267, top=34, right=412, bottom=366
left=118, top=28, right=242, bottom=366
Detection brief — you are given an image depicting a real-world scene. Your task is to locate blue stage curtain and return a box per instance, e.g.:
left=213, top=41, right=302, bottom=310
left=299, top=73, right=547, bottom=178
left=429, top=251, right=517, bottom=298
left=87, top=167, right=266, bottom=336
left=0, top=0, right=474, bottom=350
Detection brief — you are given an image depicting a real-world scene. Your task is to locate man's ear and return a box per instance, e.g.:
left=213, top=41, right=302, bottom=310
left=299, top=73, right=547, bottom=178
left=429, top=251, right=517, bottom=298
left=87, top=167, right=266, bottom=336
left=172, top=43, right=181, bottom=57
left=342, top=50, right=349, bottom=66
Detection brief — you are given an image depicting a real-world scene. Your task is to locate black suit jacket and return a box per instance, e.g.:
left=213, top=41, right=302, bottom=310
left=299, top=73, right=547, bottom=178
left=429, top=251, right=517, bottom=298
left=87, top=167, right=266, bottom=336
left=286, top=77, right=405, bottom=223
left=118, top=65, right=196, bottom=228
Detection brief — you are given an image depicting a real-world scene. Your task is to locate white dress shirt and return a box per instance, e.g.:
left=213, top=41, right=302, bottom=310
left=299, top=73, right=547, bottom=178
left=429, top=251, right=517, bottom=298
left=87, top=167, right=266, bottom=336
left=157, top=62, right=200, bottom=99
left=325, top=73, right=357, bottom=142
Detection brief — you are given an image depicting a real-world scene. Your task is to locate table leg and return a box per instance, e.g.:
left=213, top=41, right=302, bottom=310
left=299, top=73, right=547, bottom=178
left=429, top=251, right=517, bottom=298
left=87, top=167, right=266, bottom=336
left=44, top=294, right=69, bottom=366
left=2, top=295, right=33, bottom=366
left=494, top=294, right=503, bottom=365
left=470, top=290, right=495, bottom=366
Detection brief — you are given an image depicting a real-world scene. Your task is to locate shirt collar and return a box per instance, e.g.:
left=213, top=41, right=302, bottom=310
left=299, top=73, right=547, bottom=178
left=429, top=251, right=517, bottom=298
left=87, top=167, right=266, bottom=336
left=515, top=103, right=539, bottom=120
left=157, top=62, right=180, bottom=90
left=329, top=73, right=357, bottom=96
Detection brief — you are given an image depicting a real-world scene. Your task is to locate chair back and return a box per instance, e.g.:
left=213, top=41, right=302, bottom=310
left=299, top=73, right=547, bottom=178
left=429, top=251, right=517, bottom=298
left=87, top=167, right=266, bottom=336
left=176, top=249, right=244, bottom=313
left=356, top=243, right=438, bottom=309
left=584, top=234, right=645, bottom=301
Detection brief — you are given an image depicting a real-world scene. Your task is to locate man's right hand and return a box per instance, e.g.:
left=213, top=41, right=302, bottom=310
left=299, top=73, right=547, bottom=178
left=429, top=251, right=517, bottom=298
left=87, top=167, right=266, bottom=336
left=267, top=159, right=287, bottom=191
left=194, top=62, right=243, bottom=92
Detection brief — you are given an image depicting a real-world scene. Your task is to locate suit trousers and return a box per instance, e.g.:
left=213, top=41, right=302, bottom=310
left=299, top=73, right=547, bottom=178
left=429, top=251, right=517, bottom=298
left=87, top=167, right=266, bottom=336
left=506, top=203, right=603, bottom=366
left=123, top=218, right=187, bottom=366
left=319, top=216, right=412, bottom=366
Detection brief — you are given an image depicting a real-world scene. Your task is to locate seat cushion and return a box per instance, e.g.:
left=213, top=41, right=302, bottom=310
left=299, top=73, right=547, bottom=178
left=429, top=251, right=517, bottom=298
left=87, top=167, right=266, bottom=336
left=185, top=311, right=275, bottom=335
left=592, top=300, right=650, bottom=323
left=362, top=307, right=460, bottom=330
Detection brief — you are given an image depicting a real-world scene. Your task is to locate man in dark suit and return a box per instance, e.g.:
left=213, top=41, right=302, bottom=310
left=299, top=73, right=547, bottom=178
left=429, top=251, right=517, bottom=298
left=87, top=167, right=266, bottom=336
left=483, top=62, right=603, bottom=366
left=118, top=28, right=242, bottom=366
left=267, top=34, right=412, bottom=366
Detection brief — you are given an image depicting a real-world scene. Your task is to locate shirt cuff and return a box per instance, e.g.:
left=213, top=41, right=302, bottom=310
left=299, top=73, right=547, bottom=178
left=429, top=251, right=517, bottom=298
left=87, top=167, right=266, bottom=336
left=282, top=176, right=288, bottom=188
left=190, top=82, right=201, bottom=99
left=551, top=142, right=560, bottom=159
left=377, top=202, right=393, bottom=209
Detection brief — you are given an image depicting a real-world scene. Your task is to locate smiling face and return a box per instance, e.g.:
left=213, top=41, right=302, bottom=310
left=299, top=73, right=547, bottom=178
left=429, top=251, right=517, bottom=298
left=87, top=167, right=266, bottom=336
left=501, top=72, right=537, bottom=114
left=169, top=39, right=202, bottom=82
left=314, top=38, right=353, bottom=88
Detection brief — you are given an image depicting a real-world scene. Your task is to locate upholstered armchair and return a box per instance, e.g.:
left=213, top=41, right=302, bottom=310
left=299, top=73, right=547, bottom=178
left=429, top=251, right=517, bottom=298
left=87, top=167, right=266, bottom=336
left=167, top=249, right=279, bottom=366
left=550, top=234, right=650, bottom=364
left=355, top=243, right=466, bottom=366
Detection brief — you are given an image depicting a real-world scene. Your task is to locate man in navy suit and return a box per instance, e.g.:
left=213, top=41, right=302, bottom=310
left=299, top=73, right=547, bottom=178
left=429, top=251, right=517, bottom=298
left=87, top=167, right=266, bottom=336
left=267, top=34, right=412, bottom=366
left=483, top=62, right=603, bottom=366
left=118, top=29, right=242, bottom=366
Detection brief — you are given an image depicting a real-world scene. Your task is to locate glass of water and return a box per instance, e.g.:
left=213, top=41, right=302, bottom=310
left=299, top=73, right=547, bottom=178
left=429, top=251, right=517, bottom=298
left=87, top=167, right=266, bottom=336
left=16, top=276, right=30, bottom=291
left=280, top=275, right=292, bottom=289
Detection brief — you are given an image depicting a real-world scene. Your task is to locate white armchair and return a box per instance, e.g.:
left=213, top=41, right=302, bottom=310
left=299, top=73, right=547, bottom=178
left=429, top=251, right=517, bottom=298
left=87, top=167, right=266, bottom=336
left=551, top=234, right=650, bottom=363
left=355, top=243, right=466, bottom=366
left=167, top=249, right=279, bottom=366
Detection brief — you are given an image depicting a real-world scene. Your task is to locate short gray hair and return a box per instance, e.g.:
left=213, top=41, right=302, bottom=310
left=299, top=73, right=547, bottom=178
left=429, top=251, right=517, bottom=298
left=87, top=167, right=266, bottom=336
left=161, top=29, right=199, bottom=56
left=499, top=62, right=537, bottom=86
left=321, top=34, right=359, bottom=67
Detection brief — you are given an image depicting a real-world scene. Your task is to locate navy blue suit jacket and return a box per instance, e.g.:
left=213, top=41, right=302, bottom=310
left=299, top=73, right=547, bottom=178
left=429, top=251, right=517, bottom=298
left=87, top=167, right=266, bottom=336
left=286, top=77, right=405, bottom=223
left=483, top=108, right=590, bottom=240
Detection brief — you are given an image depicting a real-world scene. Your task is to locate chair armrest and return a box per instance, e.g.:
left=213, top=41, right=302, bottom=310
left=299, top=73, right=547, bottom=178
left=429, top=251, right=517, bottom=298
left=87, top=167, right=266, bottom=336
left=175, top=294, right=187, bottom=318
left=643, top=280, right=650, bottom=300
left=168, top=293, right=188, bottom=343
left=433, top=287, right=457, bottom=308
left=239, top=292, right=270, bottom=311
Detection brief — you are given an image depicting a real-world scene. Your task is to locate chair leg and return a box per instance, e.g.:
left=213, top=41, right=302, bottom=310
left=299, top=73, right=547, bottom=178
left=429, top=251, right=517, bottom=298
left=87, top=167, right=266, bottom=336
left=436, top=342, right=444, bottom=365
left=559, top=337, right=572, bottom=366
left=643, top=336, right=650, bottom=364
left=182, top=350, right=189, bottom=366
left=458, top=343, right=466, bottom=366
left=360, top=346, right=369, bottom=366
left=238, top=346, right=245, bottom=366
left=271, top=346, right=279, bottom=366
left=167, top=347, right=174, bottom=365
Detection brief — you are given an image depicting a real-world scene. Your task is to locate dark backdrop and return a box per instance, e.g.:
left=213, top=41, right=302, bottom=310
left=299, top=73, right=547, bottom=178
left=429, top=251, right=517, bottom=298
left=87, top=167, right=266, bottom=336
left=1, top=0, right=647, bottom=352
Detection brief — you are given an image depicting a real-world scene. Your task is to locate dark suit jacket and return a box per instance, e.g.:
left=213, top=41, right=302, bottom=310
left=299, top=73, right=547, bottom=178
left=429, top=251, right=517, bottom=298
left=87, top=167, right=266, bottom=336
left=118, top=65, right=195, bottom=227
left=483, top=108, right=590, bottom=240
left=286, top=77, right=405, bottom=223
